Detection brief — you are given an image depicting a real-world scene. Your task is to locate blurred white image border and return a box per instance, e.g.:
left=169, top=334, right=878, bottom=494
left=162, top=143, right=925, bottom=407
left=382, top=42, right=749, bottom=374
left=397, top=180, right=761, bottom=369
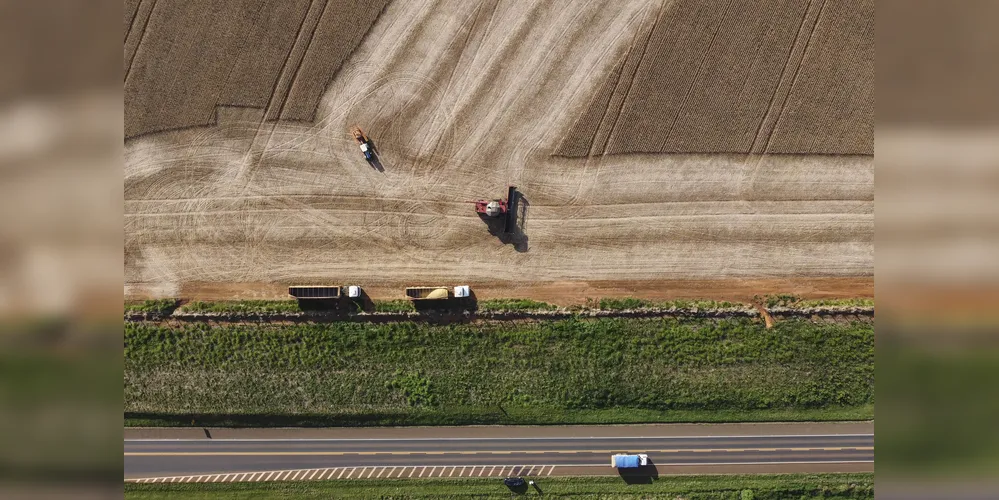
left=0, top=0, right=122, bottom=498
left=878, top=0, right=999, bottom=498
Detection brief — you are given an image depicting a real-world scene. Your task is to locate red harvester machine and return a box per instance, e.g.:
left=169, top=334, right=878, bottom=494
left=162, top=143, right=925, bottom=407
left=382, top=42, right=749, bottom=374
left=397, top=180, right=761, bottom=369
left=470, top=185, right=517, bottom=233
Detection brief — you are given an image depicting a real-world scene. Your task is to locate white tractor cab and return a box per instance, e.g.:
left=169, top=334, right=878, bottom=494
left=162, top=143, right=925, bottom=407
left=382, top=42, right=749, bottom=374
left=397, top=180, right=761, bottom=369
left=453, top=285, right=471, bottom=298
left=347, top=285, right=362, bottom=298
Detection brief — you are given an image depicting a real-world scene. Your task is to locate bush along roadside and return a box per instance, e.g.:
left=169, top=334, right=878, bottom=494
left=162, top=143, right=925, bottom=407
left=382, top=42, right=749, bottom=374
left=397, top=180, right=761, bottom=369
left=124, top=299, right=180, bottom=319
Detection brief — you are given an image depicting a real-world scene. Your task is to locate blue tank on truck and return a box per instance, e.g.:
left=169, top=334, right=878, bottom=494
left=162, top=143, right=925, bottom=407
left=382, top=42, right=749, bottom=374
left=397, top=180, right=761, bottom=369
left=611, top=453, right=648, bottom=468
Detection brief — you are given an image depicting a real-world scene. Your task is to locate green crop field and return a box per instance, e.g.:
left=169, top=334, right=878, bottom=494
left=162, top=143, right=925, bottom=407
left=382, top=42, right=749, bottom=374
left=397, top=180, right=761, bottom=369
left=125, top=316, right=873, bottom=427
left=124, top=474, right=874, bottom=499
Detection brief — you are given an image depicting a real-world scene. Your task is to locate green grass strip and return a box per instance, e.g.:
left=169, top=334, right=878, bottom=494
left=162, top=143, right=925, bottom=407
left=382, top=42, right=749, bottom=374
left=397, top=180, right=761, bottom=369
left=759, top=294, right=874, bottom=309
left=124, top=299, right=179, bottom=314
left=124, top=473, right=874, bottom=499
left=125, top=404, right=873, bottom=428
left=177, top=300, right=302, bottom=314
left=477, top=298, right=558, bottom=312
left=125, top=317, right=873, bottom=427
left=373, top=299, right=416, bottom=312
left=595, top=298, right=748, bottom=311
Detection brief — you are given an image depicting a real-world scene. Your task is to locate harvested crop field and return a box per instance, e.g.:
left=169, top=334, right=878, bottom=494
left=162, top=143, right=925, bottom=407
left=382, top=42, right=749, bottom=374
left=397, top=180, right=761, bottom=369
left=555, top=0, right=874, bottom=156
left=124, top=0, right=390, bottom=138
left=125, top=0, right=873, bottom=300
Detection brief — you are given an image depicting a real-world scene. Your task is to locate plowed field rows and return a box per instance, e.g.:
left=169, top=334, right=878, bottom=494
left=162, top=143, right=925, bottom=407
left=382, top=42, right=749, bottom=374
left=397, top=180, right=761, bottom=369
left=123, top=0, right=389, bottom=138
left=555, top=0, right=874, bottom=156
left=766, top=0, right=875, bottom=153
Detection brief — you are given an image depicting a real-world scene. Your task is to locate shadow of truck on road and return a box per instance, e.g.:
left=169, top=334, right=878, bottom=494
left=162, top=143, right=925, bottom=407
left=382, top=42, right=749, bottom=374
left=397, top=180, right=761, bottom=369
left=617, top=463, right=660, bottom=484
left=613, top=453, right=659, bottom=484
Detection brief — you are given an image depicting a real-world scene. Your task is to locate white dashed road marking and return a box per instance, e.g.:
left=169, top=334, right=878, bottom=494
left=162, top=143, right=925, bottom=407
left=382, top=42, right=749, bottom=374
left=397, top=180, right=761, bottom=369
left=127, top=464, right=564, bottom=483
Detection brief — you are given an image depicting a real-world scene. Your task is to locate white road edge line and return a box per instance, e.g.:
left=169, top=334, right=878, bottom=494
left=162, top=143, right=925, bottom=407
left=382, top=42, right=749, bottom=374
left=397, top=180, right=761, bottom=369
left=124, top=459, right=875, bottom=483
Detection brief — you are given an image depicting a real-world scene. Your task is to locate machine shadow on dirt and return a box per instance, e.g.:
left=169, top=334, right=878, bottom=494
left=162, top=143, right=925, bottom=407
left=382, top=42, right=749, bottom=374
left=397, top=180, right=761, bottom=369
left=478, top=190, right=529, bottom=253
left=366, top=139, right=385, bottom=171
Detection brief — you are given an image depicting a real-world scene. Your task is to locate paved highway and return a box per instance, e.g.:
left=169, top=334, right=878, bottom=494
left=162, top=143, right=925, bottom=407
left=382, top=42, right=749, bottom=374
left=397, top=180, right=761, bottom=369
left=125, top=429, right=873, bottom=480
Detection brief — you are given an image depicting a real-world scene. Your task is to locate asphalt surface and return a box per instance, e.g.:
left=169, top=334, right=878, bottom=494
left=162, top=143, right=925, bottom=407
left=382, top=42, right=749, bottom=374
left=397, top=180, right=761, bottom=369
left=125, top=429, right=873, bottom=479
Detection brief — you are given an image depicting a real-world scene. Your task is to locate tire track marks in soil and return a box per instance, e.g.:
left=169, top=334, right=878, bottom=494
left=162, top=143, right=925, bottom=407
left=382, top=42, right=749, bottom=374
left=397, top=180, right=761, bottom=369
left=125, top=0, right=872, bottom=294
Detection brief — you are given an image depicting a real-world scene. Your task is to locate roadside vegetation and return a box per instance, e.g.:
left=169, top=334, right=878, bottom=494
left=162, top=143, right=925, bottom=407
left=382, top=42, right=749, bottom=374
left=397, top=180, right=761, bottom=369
left=126, top=295, right=851, bottom=317
left=177, top=300, right=301, bottom=314
left=758, top=294, right=874, bottom=309
left=372, top=299, right=416, bottom=313
left=124, top=473, right=874, bottom=499
left=125, top=295, right=873, bottom=318
left=593, top=298, right=749, bottom=311
left=125, top=317, right=873, bottom=427
left=477, top=298, right=557, bottom=312
left=124, top=299, right=179, bottom=315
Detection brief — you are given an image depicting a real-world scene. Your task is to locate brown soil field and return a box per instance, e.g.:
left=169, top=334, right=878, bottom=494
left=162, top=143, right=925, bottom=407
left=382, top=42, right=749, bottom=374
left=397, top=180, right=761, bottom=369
left=125, top=0, right=873, bottom=300
left=555, top=0, right=874, bottom=156
left=165, top=277, right=872, bottom=306
left=123, top=0, right=389, bottom=138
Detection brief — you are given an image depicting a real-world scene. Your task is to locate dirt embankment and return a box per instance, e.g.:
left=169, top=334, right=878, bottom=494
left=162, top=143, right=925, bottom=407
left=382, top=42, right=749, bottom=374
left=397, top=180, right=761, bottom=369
left=126, top=277, right=874, bottom=305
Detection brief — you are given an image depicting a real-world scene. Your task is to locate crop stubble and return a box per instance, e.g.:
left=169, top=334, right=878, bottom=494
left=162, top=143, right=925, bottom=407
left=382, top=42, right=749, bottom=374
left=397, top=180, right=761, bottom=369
left=124, top=0, right=389, bottom=138
left=555, top=0, right=874, bottom=156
